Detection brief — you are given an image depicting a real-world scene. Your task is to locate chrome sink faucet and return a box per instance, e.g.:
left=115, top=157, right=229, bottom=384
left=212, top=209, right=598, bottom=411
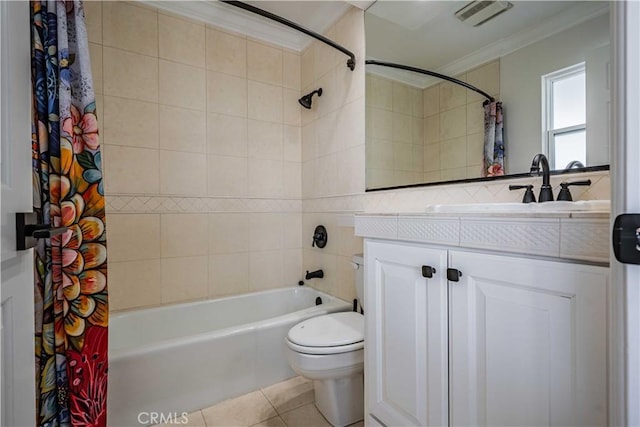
left=530, top=153, right=553, bottom=202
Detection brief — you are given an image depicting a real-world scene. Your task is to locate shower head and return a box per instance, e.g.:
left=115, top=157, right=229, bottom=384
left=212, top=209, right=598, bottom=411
left=298, top=88, right=323, bottom=109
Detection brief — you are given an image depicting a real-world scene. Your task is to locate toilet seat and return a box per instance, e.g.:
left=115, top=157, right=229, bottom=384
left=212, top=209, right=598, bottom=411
left=287, top=312, right=364, bottom=355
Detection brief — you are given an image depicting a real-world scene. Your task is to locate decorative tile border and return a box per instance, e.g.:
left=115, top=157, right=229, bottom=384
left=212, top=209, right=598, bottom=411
left=105, top=195, right=302, bottom=214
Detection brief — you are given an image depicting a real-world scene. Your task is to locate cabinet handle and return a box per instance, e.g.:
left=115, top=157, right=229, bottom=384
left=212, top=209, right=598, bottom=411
left=447, top=268, right=462, bottom=282
left=421, top=265, right=436, bottom=278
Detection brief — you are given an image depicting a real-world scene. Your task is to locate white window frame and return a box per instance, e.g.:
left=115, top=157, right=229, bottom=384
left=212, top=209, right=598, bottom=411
left=541, top=62, right=587, bottom=169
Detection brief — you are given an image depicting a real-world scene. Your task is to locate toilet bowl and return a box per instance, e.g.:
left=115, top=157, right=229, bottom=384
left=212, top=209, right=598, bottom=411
left=285, top=255, right=365, bottom=427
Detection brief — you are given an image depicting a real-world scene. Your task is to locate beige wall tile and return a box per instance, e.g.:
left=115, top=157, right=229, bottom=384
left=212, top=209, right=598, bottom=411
left=248, top=120, right=283, bottom=160
left=159, top=106, right=206, bottom=153
left=283, top=125, right=301, bottom=162
left=336, top=255, right=357, bottom=303
left=301, top=46, right=314, bottom=90
left=283, top=162, right=302, bottom=199
left=335, top=7, right=365, bottom=56
left=411, top=87, right=424, bottom=117
left=161, top=214, right=208, bottom=258
left=207, top=71, right=247, bottom=117
left=248, top=81, right=283, bottom=123
left=440, top=80, right=467, bottom=111
left=102, top=145, right=159, bottom=194
left=208, top=213, right=249, bottom=254
left=249, top=213, right=284, bottom=251
left=282, top=249, right=303, bottom=286
left=161, top=256, right=208, bottom=304
left=369, top=75, right=393, bottom=110
left=248, top=40, right=283, bottom=86
left=441, top=167, right=467, bottom=181
left=313, top=34, right=336, bottom=81
left=207, top=114, right=248, bottom=157
left=209, top=253, right=249, bottom=297
left=466, top=60, right=500, bottom=103
left=206, top=27, right=247, bottom=78
left=370, top=108, right=393, bottom=140
left=369, top=140, right=393, bottom=170
left=249, top=251, right=284, bottom=291
left=424, top=114, right=440, bottom=145
left=337, top=145, right=365, bottom=194
left=207, top=155, right=248, bottom=196
left=89, top=43, right=103, bottom=95
left=283, top=88, right=301, bottom=126
left=102, top=96, right=159, bottom=149
left=392, top=113, right=412, bottom=143
left=160, top=60, right=206, bottom=111
left=282, top=213, right=302, bottom=249
left=102, top=2, right=158, bottom=56
left=159, top=150, right=207, bottom=196
left=423, top=85, right=439, bottom=117
left=109, top=259, right=161, bottom=311
left=84, top=1, right=102, bottom=44
left=103, top=47, right=158, bottom=103
left=106, top=213, right=160, bottom=263
left=393, top=142, right=413, bottom=171
left=466, top=132, right=485, bottom=167
left=392, top=82, right=412, bottom=115
left=159, top=13, right=205, bottom=68
left=467, top=102, right=485, bottom=135
left=249, top=158, right=283, bottom=197
left=424, top=143, right=441, bottom=172
left=283, top=51, right=301, bottom=90
left=440, top=106, right=467, bottom=140
left=440, top=136, right=467, bottom=169
left=301, top=123, right=316, bottom=163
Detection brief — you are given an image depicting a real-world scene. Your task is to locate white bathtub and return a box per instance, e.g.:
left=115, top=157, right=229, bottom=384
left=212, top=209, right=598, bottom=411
left=107, top=287, right=351, bottom=426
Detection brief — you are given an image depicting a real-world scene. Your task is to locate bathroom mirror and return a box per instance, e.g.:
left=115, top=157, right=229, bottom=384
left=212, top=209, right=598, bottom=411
left=365, top=1, right=610, bottom=190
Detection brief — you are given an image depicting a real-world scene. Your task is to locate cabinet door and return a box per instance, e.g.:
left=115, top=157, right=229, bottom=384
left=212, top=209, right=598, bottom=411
left=449, top=250, right=608, bottom=427
left=365, top=240, right=448, bottom=427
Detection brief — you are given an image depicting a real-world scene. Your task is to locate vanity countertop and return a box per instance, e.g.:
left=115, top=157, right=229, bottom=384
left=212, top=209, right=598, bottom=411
left=354, top=209, right=610, bottom=264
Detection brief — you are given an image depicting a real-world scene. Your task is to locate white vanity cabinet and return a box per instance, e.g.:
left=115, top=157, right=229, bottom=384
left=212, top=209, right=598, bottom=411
left=365, top=241, right=449, bottom=427
left=364, top=238, right=608, bottom=427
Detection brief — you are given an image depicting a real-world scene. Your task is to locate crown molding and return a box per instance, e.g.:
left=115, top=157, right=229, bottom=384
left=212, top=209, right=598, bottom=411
left=142, top=1, right=350, bottom=53
left=366, top=2, right=609, bottom=90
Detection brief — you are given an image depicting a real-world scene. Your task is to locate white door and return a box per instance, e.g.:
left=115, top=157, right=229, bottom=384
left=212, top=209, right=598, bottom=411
left=448, top=250, right=608, bottom=427
left=365, top=240, right=448, bottom=427
left=610, top=1, right=640, bottom=425
left=1, top=1, right=36, bottom=426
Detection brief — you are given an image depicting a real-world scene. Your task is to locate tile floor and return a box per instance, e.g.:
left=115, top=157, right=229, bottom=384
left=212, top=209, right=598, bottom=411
left=156, top=376, right=365, bottom=427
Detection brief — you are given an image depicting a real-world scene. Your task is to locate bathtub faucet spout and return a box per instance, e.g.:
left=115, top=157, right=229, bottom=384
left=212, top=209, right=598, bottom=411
left=305, top=269, right=324, bottom=280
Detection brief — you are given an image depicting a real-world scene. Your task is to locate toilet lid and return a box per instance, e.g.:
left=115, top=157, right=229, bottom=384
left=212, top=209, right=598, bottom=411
left=287, top=312, right=364, bottom=347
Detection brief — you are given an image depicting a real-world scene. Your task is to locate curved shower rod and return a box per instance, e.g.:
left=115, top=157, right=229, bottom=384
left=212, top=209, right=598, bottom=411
left=220, top=1, right=356, bottom=71
left=365, top=60, right=495, bottom=103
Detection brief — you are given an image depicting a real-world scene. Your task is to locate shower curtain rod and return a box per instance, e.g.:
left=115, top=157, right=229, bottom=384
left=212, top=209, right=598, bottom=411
left=366, top=60, right=495, bottom=103
left=220, top=1, right=356, bottom=71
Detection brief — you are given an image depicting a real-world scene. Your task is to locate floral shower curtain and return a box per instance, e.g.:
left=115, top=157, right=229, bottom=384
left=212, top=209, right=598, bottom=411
left=483, top=101, right=505, bottom=177
left=31, top=1, right=108, bottom=426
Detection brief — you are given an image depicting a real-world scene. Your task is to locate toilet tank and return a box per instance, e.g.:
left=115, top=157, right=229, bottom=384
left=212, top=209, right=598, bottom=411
left=352, top=254, right=364, bottom=310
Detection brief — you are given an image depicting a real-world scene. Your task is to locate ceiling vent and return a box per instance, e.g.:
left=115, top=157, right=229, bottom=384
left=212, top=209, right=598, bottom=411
left=454, top=1, right=513, bottom=27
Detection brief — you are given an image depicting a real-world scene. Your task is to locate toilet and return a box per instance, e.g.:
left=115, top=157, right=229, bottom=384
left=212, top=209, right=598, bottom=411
left=285, top=255, right=365, bottom=427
